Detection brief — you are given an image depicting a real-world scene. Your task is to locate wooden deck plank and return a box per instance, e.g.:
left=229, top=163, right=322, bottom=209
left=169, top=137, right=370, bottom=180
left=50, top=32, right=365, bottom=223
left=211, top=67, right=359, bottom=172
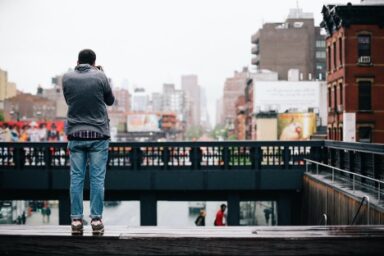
left=1, top=226, right=384, bottom=255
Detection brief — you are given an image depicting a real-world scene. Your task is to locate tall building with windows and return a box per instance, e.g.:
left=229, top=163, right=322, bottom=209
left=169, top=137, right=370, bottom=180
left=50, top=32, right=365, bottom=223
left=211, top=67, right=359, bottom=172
left=0, top=68, right=17, bottom=104
left=181, top=75, right=200, bottom=128
left=222, top=67, right=250, bottom=131
left=321, top=2, right=384, bottom=143
left=251, top=8, right=326, bottom=81
left=161, top=83, right=186, bottom=120
left=131, top=87, right=148, bottom=112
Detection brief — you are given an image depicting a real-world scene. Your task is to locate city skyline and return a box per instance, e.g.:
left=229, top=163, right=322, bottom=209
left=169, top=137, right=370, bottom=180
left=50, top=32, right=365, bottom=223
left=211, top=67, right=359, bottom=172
left=0, top=0, right=361, bottom=125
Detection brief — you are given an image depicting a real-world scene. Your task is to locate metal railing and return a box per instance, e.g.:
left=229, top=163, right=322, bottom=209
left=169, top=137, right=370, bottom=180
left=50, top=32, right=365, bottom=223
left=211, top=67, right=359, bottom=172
left=305, top=158, right=384, bottom=203
left=0, top=141, right=322, bottom=171
left=351, top=196, right=370, bottom=225
left=318, top=213, right=328, bottom=226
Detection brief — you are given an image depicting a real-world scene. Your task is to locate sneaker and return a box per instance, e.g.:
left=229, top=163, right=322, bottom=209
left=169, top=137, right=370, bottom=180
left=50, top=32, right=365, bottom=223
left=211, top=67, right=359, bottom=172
left=91, top=218, right=104, bottom=235
left=71, top=219, right=83, bottom=235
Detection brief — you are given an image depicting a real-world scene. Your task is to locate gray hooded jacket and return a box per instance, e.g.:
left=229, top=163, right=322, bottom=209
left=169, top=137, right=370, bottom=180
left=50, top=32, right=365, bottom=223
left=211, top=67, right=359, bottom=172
left=62, top=64, right=115, bottom=137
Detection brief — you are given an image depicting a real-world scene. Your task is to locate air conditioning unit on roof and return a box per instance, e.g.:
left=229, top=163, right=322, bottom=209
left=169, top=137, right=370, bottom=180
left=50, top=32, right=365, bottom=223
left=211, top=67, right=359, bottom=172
left=358, top=56, right=371, bottom=64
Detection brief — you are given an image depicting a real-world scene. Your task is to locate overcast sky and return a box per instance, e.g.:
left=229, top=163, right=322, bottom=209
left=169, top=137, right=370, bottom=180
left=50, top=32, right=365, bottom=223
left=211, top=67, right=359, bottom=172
left=0, top=0, right=360, bottom=125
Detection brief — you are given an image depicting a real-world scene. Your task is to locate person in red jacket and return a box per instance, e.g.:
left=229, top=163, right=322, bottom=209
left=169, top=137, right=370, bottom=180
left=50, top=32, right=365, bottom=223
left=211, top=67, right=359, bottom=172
left=214, top=204, right=227, bottom=226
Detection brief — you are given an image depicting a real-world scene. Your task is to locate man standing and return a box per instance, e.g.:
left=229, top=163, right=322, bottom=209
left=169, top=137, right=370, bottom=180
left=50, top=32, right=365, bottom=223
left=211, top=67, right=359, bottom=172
left=214, top=204, right=227, bottom=226
left=63, top=49, right=114, bottom=235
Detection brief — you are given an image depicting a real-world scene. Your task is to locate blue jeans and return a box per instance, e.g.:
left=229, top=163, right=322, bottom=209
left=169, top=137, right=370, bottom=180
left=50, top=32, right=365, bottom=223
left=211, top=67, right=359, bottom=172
left=68, top=140, right=109, bottom=220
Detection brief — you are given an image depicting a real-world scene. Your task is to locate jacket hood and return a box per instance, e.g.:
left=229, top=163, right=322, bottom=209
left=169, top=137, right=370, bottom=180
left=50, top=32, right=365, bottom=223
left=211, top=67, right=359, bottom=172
left=75, top=64, right=95, bottom=72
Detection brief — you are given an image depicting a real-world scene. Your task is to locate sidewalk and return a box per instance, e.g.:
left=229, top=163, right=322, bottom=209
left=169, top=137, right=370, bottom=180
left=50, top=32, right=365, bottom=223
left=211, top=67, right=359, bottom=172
left=26, top=206, right=59, bottom=225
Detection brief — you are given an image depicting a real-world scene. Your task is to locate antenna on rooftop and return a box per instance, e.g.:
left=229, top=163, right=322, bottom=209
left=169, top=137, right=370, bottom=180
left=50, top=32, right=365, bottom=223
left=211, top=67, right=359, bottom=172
left=296, top=0, right=300, bottom=9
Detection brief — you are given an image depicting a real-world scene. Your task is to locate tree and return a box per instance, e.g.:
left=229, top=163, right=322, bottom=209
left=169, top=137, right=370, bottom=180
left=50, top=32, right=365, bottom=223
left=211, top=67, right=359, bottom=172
left=0, top=111, right=4, bottom=122
left=210, top=124, right=227, bottom=140
left=185, top=126, right=203, bottom=140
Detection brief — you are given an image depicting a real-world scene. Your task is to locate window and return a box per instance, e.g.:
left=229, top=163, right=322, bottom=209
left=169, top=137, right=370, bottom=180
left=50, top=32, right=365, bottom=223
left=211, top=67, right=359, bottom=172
left=333, top=85, right=337, bottom=109
left=358, top=127, right=372, bottom=143
left=328, top=87, right=332, bottom=108
left=339, top=127, right=343, bottom=141
left=316, top=40, right=326, bottom=48
left=358, top=81, right=372, bottom=111
left=333, top=42, right=337, bottom=70
left=358, top=35, right=371, bottom=57
left=338, top=37, right=343, bottom=66
left=293, top=22, right=304, bottom=28
left=327, top=46, right=331, bottom=72
left=316, top=51, right=326, bottom=59
left=339, top=83, right=343, bottom=108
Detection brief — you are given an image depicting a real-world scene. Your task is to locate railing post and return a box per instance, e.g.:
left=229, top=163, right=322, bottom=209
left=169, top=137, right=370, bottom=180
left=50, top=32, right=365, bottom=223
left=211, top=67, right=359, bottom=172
left=283, top=146, right=289, bottom=169
left=332, top=168, right=334, bottom=182
left=366, top=196, right=370, bottom=225
left=162, top=147, right=170, bottom=170
left=250, top=146, right=256, bottom=169
left=131, top=146, right=141, bottom=170
left=14, top=146, right=23, bottom=171
left=316, top=164, right=319, bottom=175
left=190, top=145, right=200, bottom=170
left=44, top=146, right=53, bottom=189
left=353, top=175, right=355, bottom=193
left=222, top=146, right=229, bottom=170
left=378, top=183, right=380, bottom=202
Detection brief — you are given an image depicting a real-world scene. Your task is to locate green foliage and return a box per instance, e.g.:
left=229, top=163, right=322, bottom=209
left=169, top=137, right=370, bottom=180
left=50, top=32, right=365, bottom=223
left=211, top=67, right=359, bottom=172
left=210, top=124, right=227, bottom=140
left=0, top=111, right=4, bottom=122
left=185, top=126, right=203, bottom=140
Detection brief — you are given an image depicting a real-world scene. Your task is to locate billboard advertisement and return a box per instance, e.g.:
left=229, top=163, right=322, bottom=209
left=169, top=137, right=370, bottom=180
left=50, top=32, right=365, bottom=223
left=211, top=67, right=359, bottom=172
left=253, top=81, right=322, bottom=113
left=277, top=113, right=316, bottom=141
left=127, top=114, right=160, bottom=132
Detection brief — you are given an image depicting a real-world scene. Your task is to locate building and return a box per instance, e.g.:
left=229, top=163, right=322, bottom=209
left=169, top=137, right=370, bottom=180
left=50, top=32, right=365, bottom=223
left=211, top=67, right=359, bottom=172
left=37, top=75, right=67, bottom=119
left=109, top=87, right=131, bottom=113
left=234, top=95, right=246, bottom=140
left=131, top=87, right=148, bottom=112
left=161, top=83, right=185, bottom=118
left=251, top=8, right=326, bottom=81
left=0, top=68, right=18, bottom=105
left=199, top=87, right=211, bottom=131
left=222, top=67, right=250, bottom=131
left=181, top=75, right=200, bottom=128
left=245, top=70, right=279, bottom=140
left=321, top=1, right=384, bottom=143
left=250, top=71, right=327, bottom=141
left=3, top=93, right=56, bottom=121
left=151, top=92, right=163, bottom=113
left=255, top=112, right=278, bottom=140
left=215, top=97, right=224, bottom=126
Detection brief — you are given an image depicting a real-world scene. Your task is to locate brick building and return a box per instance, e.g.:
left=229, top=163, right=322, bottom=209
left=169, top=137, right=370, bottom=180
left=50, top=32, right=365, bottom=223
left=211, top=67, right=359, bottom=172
left=251, top=8, right=326, bottom=81
left=4, top=93, right=56, bottom=121
left=221, top=67, right=249, bottom=130
left=321, top=2, right=384, bottom=143
left=234, top=95, right=246, bottom=140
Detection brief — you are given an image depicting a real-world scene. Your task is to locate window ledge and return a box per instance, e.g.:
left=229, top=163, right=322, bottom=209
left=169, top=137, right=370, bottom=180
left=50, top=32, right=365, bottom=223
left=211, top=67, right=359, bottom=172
left=357, top=63, right=373, bottom=67
left=357, top=110, right=373, bottom=113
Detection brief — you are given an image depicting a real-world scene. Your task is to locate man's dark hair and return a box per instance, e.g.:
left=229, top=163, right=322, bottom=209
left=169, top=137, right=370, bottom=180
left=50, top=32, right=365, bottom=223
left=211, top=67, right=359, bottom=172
left=220, top=204, right=227, bottom=210
left=78, top=49, right=96, bottom=65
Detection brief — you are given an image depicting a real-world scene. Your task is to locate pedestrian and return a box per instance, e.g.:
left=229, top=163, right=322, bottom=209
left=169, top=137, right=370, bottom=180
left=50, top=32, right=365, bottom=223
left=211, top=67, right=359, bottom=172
left=195, top=209, right=206, bottom=226
left=63, top=49, right=115, bottom=235
left=0, top=123, right=11, bottom=142
left=46, top=206, right=51, bottom=223
left=41, top=207, right=47, bottom=223
left=214, top=204, right=227, bottom=226
left=21, top=211, right=26, bottom=224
